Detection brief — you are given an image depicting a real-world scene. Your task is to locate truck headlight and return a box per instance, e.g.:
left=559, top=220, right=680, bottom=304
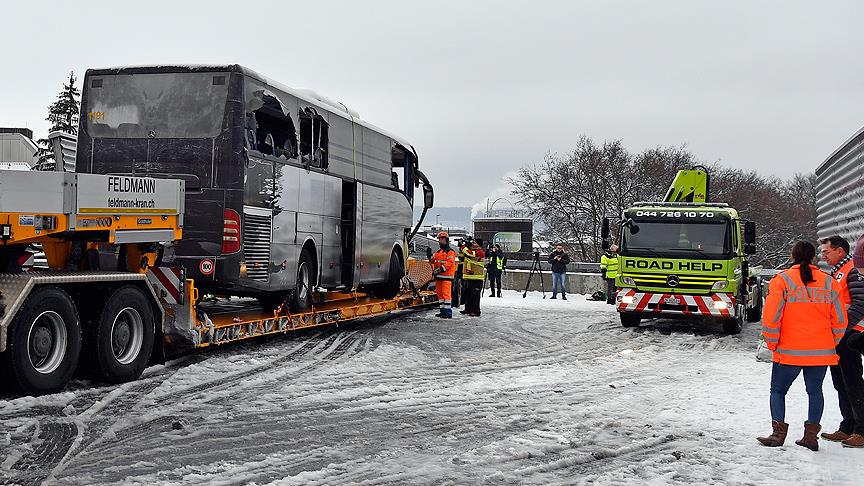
left=620, top=295, right=635, bottom=304
left=711, top=280, right=728, bottom=290
left=713, top=300, right=729, bottom=310
left=622, top=276, right=635, bottom=286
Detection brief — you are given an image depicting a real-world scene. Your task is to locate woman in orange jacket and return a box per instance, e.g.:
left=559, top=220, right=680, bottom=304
left=757, top=241, right=846, bottom=451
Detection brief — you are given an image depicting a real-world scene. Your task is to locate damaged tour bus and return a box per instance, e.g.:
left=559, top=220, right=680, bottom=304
left=76, top=65, right=430, bottom=310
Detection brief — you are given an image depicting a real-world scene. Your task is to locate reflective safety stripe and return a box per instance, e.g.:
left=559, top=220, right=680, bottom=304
left=764, top=336, right=779, bottom=343
left=762, top=325, right=780, bottom=333
left=833, top=327, right=846, bottom=335
left=436, top=275, right=454, bottom=281
left=775, top=347, right=836, bottom=357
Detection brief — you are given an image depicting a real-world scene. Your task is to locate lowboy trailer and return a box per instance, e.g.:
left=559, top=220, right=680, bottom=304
left=0, top=170, right=436, bottom=396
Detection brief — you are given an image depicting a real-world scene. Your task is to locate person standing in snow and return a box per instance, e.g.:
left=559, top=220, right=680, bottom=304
left=600, top=244, right=620, bottom=305
left=548, top=244, right=570, bottom=300
left=486, top=243, right=506, bottom=298
left=460, top=238, right=485, bottom=317
left=757, top=240, right=846, bottom=451
left=821, top=235, right=864, bottom=448
left=430, top=232, right=457, bottom=318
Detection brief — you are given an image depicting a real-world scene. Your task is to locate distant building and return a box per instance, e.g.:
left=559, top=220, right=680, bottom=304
left=0, top=128, right=38, bottom=170
left=472, top=217, right=533, bottom=259
left=815, top=126, right=864, bottom=241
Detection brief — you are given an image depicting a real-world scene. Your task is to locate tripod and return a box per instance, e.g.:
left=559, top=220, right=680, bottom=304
left=523, top=251, right=546, bottom=299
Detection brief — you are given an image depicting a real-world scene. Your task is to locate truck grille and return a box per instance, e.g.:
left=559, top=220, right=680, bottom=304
left=628, top=273, right=718, bottom=292
left=243, top=209, right=272, bottom=282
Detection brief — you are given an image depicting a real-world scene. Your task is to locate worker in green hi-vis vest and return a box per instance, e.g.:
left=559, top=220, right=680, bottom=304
left=600, top=244, right=620, bottom=305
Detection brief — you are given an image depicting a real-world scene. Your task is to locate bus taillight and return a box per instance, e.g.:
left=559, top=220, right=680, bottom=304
left=222, top=208, right=241, bottom=254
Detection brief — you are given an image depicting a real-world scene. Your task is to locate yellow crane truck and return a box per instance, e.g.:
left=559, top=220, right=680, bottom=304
left=602, top=167, right=763, bottom=334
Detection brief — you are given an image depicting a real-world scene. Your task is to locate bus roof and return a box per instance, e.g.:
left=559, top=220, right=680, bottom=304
left=84, top=64, right=419, bottom=159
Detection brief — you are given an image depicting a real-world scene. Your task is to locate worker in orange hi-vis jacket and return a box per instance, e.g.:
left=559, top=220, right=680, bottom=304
left=757, top=240, right=846, bottom=452
left=430, top=232, right=457, bottom=318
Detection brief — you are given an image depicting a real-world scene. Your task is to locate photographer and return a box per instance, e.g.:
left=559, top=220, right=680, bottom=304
left=460, top=236, right=486, bottom=317
left=547, top=243, right=570, bottom=300
left=486, top=243, right=506, bottom=298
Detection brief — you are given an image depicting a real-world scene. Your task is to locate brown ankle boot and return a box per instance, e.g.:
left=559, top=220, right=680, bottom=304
left=757, top=420, right=789, bottom=447
left=795, top=422, right=821, bottom=451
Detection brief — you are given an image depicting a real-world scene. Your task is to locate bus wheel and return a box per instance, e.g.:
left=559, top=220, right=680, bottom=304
left=5, top=286, right=81, bottom=395
left=290, top=248, right=314, bottom=312
left=371, top=251, right=403, bottom=299
left=620, top=313, right=641, bottom=327
left=94, top=286, right=155, bottom=383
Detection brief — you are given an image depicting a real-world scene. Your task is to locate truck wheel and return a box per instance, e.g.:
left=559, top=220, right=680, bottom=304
left=745, top=287, right=763, bottom=323
left=94, top=286, right=155, bottom=383
left=371, top=251, right=403, bottom=299
left=620, top=312, right=641, bottom=327
left=722, top=305, right=745, bottom=334
left=5, top=286, right=81, bottom=395
left=290, top=248, right=314, bottom=312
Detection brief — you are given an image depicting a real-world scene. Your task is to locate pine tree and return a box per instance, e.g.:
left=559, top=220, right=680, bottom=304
left=34, top=72, right=80, bottom=170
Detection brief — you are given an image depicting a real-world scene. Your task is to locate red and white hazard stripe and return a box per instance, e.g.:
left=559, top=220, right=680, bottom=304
left=147, top=266, right=184, bottom=304
left=615, top=288, right=735, bottom=318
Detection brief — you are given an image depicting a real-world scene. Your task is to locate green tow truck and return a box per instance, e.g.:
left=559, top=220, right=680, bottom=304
left=602, top=167, right=763, bottom=334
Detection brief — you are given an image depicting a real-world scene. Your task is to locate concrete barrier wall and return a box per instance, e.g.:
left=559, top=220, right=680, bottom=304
left=494, top=269, right=605, bottom=295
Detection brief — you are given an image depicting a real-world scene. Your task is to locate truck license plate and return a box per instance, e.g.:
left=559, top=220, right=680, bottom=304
left=664, top=296, right=681, bottom=305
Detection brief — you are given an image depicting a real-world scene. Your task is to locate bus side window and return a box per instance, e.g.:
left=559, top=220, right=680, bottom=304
left=300, top=108, right=329, bottom=170
left=248, top=92, right=297, bottom=160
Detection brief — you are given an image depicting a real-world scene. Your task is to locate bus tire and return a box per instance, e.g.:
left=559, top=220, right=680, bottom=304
left=371, top=251, right=403, bottom=299
left=620, top=312, right=641, bottom=328
left=290, top=248, right=314, bottom=312
left=5, top=286, right=81, bottom=395
left=94, top=286, right=155, bottom=383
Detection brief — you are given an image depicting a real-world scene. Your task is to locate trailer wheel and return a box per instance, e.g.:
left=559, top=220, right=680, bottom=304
left=371, top=251, right=404, bottom=299
left=620, top=312, right=641, bottom=328
left=94, top=286, right=155, bottom=383
left=5, top=286, right=81, bottom=395
left=290, top=248, right=314, bottom=312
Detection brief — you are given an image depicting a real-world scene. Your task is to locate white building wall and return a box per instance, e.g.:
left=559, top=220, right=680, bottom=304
left=0, top=133, right=38, bottom=170
left=815, top=127, right=864, bottom=242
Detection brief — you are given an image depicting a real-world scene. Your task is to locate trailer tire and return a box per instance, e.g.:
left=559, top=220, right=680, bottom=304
left=290, top=248, right=315, bottom=312
left=94, top=286, right=155, bottom=383
left=620, top=312, right=641, bottom=328
left=5, top=286, right=81, bottom=395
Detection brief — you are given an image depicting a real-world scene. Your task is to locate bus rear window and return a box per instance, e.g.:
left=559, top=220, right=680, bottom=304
left=86, top=72, right=229, bottom=139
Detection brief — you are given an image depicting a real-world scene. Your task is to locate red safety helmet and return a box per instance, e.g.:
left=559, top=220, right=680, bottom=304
left=437, top=231, right=449, bottom=239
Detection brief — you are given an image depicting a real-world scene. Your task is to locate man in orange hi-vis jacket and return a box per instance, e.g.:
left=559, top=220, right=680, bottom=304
left=757, top=241, right=846, bottom=452
left=430, top=232, right=457, bottom=318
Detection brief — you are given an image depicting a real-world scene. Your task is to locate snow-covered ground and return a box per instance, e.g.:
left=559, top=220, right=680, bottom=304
left=1, top=291, right=862, bottom=485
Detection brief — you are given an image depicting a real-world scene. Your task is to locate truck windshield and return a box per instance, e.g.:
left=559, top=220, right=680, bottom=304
left=85, top=72, right=229, bottom=139
left=623, top=220, right=731, bottom=258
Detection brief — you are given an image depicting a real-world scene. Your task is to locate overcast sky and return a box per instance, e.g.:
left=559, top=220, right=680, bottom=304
left=2, top=1, right=862, bottom=207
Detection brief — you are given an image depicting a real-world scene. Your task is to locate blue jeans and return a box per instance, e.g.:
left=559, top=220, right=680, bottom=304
left=552, top=272, right=567, bottom=295
left=770, top=362, right=828, bottom=424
